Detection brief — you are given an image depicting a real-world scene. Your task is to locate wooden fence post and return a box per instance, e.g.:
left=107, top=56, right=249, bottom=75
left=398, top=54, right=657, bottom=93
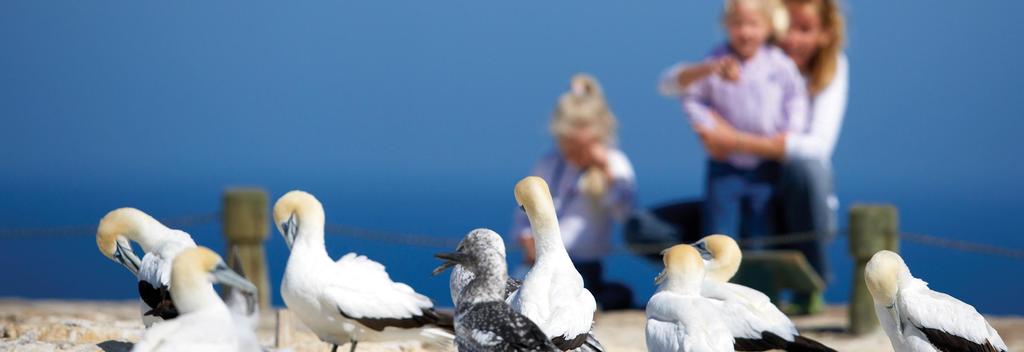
left=847, top=204, right=899, bottom=335
left=222, top=188, right=271, bottom=310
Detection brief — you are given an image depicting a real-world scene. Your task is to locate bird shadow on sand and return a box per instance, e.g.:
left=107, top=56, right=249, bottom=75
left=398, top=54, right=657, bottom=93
left=97, top=340, right=134, bottom=352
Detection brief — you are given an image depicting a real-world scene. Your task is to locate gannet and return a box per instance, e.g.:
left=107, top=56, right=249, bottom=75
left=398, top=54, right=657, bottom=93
left=865, top=250, right=1007, bottom=352
left=434, top=229, right=560, bottom=352
left=434, top=228, right=522, bottom=305
left=97, top=208, right=198, bottom=326
left=273, top=190, right=454, bottom=352
left=693, top=234, right=834, bottom=351
left=132, top=246, right=260, bottom=352
left=506, top=176, right=604, bottom=352
left=646, top=244, right=734, bottom=352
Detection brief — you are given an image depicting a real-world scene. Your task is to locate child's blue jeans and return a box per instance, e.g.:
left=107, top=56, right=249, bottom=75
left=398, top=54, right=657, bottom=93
left=702, top=160, right=781, bottom=249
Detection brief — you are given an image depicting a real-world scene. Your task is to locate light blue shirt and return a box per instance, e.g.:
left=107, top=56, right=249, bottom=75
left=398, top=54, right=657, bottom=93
left=512, top=149, right=636, bottom=261
left=680, top=44, right=809, bottom=168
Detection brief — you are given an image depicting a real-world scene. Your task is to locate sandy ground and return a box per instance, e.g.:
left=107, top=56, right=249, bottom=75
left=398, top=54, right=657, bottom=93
left=1, top=299, right=1021, bottom=351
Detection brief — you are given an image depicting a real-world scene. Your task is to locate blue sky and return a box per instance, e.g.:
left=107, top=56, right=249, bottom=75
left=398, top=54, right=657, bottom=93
left=1, top=1, right=1023, bottom=313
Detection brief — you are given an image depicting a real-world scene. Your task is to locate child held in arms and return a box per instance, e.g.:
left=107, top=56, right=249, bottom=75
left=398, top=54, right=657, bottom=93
left=512, top=74, right=636, bottom=310
left=666, top=0, right=808, bottom=247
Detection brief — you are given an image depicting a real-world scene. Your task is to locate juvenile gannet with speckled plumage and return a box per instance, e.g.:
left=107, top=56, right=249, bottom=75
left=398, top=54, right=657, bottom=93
left=434, top=229, right=560, bottom=352
left=97, top=208, right=197, bottom=326
left=132, top=247, right=259, bottom=352
left=693, top=235, right=834, bottom=351
left=646, top=244, right=733, bottom=352
left=274, top=190, right=454, bottom=352
left=865, top=250, right=1006, bottom=352
left=507, top=176, right=604, bottom=352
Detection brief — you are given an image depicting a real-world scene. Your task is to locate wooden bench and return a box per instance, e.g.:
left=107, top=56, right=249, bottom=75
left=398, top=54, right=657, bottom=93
left=732, top=250, right=825, bottom=304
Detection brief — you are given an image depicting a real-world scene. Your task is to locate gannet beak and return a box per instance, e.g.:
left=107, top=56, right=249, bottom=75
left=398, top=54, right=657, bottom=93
left=114, top=238, right=142, bottom=276
left=888, top=290, right=903, bottom=334
left=211, top=263, right=258, bottom=295
left=692, top=241, right=713, bottom=261
left=433, top=252, right=469, bottom=276
left=655, top=270, right=666, bottom=285
left=280, top=214, right=298, bottom=249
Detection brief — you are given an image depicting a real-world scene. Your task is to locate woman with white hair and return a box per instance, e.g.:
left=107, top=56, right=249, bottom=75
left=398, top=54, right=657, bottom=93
left=511, top=73, right=637, bottom=310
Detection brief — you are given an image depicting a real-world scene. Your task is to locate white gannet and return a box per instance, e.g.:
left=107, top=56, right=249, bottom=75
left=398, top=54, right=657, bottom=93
left=506, top=176, right=604, bottom=352
left=646, top=244, right=734, bottom=352
left=692, top=234, right=834, bottom=351
left=97, top=208, right=198, bottom=326
left=865, top=250, right=1007, bottom=352
left=434, top=228, right=522, bottom=305
left=132, top=246, right=260, bottom=352
left=273, top=190, right=454, bottom=352
left=433, top=229, right=560, bottom=352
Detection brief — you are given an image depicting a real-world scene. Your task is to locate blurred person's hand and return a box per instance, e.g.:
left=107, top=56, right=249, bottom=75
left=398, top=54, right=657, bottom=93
left=587, top=143, right=612, bottom=178
left=715, top=56, right=741, bottom=82
left=695, top=112, right=739, bottom=160
left=519, top=234, right=536, bottom=265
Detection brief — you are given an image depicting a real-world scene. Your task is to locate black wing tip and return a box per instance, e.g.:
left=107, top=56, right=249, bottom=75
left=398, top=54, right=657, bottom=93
left=339, top=306, right=451, bottom=332
left=919, top=326, right=1004, bottom=352
left=735, top=332, right=838, bottom=352
left=790, top=335, right=837, bottom=352
left=551, top=333, right=590, bottom=351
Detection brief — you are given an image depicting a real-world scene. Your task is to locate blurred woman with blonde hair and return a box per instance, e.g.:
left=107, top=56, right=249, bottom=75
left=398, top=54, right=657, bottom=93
left=655, top=0, right=848, bottom=314
left=512, top=73, right=637, bottom=309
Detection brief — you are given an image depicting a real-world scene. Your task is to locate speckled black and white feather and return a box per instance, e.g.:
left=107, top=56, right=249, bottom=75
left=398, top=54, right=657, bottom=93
left=442, top=229, right=560, bottom=352
left=456, top=301, right=557, bottom=352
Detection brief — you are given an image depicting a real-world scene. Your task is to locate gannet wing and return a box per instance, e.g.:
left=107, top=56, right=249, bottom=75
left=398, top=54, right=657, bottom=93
left=900, top=284, right=1007, bottom=352
left=138, top=252, right=167, bottom=287
left=326, top=252, right=441, bottom=331
left=702, top=281, right=797, bottom=342
left=459, top=301, right=558, bottom=351
left=135, top=253, right=179, bottom=320
left=543, top=282, right=598, bottom=350
left=645, top=293, right=687, bottom=352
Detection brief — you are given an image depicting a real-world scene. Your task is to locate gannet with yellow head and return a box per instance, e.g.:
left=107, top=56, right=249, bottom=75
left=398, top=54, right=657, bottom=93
left=865, top=250, right=1006, bottom=352
left=96, top=208, right=197, bottom=326
left=691, top=234, right=741, bottom=282
left=132, top=247, right=259, bottom=352
left=507, top=176, right=604, bottom=352
left=645, top=244, right=733, bottom=352
left=274, top=190, right=454, bottom=352
left=690, top=234, right=835, bottom=351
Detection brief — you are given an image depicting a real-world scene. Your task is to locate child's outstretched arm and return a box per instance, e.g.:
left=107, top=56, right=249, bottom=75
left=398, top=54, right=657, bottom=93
left=658, top=57, right=738, bottom=96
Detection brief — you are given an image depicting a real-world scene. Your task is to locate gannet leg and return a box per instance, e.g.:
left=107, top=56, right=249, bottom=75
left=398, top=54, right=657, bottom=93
left=348, top=340, right=358, bottom=352
left=330, top=344, right=338, bottom=352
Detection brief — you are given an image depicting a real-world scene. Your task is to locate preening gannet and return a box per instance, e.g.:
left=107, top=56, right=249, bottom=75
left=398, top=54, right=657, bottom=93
left=646, top=244, right=733, bottom=352
left=132, top=247, right=259, bottom=352
left=506, top=176, right=604, bottom=352
left=97, top=208, right=197, bottom=326
left=693, top=235, right=834, bottom=351
left=865, top=250, right=1007, bottom=352
left=434, top=228, right=522, bottom=305
left=274, top=190, right=454, bottom=352
left=434, top=229, right=560, bottom=352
